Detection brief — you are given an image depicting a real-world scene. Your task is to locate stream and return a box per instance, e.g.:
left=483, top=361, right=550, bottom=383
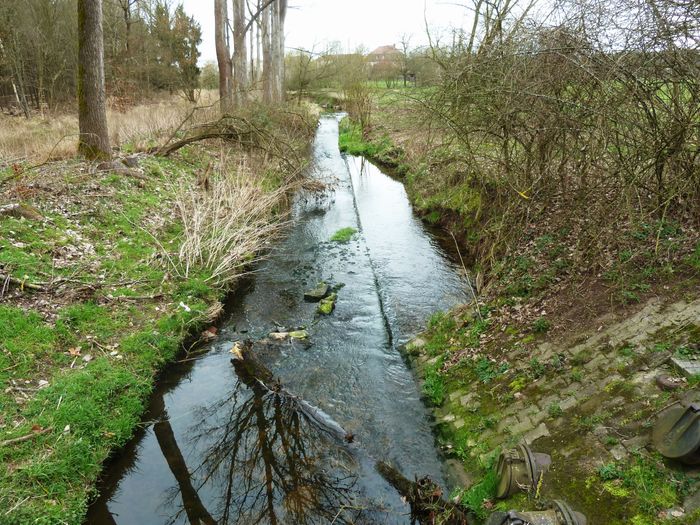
left=86, top=114, right=470, bottom=524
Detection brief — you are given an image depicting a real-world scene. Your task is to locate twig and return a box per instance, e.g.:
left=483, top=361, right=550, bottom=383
left=0, top=273, right=45, bottom=291
left=4, top=496, right=30, bottom=516
left=0, top=427, right=53, bottom=447
left=450, top=232, right=483, bottom=322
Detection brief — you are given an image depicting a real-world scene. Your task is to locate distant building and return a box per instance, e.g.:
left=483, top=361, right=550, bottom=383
left=366, top=45, right=403, bottom=67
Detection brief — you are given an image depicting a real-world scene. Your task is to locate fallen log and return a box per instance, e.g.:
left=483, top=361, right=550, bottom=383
left=230, top=340, right=471, bottom=523
left=0, top=273, right=45, bottom=292
left=376, top=461, right=471, bottom=525
left=230, top=341, right=353, bottom=443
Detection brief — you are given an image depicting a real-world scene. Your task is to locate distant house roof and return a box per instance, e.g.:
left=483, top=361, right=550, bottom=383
left=367, top=45, right=402, bottom=57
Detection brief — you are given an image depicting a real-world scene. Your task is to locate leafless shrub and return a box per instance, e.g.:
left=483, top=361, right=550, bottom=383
left=420, top=0, right=700, bottom=268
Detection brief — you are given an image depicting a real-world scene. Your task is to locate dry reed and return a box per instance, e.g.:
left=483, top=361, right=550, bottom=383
left=0, top=91, right=219, bottom=164
left=172, top=158, right=290, bottom=288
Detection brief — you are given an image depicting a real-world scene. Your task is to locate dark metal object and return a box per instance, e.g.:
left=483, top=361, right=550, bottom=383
left=485, top=500, right=587, bottom=525
left=652, top=402, right=700, bottom=464
left=496, top=444, right=552, bottom=499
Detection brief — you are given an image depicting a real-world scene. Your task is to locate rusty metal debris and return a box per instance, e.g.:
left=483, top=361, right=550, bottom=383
left=485, top=500, right=587, bottom=525
left=496, top=444, right=552, bottom=499
left=652, top=402, right=700, bottom=465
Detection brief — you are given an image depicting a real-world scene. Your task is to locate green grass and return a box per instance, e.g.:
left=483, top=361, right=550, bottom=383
left=338, top=118, right=402, bottom=165
left=0, top=144, right=295, bottom=523
left=596, top=456, right=684, bottom=515
left=423, top=360, right=446, bottom=405
left=330, top=227, right=357, bottom=243
left=459, top=470, right=499, bottom=520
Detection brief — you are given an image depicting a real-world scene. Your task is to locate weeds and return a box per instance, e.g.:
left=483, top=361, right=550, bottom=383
left=423, top=361, right=446, bottom=406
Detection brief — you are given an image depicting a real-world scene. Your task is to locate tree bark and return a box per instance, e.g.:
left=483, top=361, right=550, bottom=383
left=232, top=0, right=249, bottom=107
left=270, top=0, right=281, bottom=102
left=276, top=0, right=287, bottom=101
left=214, top=0, right=233, bottom=112
left=261, top=1, right=272, bottom=103
left=78, top=0, right=111, bottom=160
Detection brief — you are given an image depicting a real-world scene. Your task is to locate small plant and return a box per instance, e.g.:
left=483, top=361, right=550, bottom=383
left=548, top=403, right=563, bottom=417
left=529, top=358, right=546, bottom=379
left=619, top=345, right=635, bottom=358
left=532, top=317, right=550, bottom=333
left=475, top=357, right=508, bottom=384
left=330, top=227, right=357, bottom=243
left=460, top=471, right=499, bottom=521
left=423, top=362, right=446, bottom=406
left=509, top=375, right=528, bottom=392
left=598, top=462, right=623, bottom=481
left=676, top=344, right=699, bottom=359
left=570, top=369, right=583, bottom=382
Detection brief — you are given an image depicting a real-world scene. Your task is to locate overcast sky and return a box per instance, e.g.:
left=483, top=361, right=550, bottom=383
left=180, top=0, right=471, bottom=64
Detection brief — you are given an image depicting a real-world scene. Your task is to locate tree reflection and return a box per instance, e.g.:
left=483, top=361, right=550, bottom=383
left=155, top=356, right=363, bottom=525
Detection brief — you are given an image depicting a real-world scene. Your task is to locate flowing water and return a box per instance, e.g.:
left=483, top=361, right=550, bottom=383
left=86, top=114, right=469, bottom=525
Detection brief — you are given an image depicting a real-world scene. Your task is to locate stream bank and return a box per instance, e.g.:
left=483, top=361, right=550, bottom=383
left=337, top=102, right=700, bottom=524
left=0, top=106, right=315, bottom=524
left=85, top=114, right=471, bottom=524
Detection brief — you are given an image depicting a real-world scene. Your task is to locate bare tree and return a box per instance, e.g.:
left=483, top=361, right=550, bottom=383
left=215, top=0, right=233, bottom=111
left=261, top=0, right=272, bottom=102
left=77, top=0, right=110, bottom=160
left=232, top=0, right=249, bottom=106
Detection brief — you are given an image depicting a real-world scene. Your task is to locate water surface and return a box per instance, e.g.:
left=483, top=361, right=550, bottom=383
left=87, top=114, right=469, bottom=525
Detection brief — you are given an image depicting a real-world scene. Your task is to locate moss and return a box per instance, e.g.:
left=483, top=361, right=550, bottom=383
left=330, top=227, right=357, bottom=243
left=317, top=293, right=337, bottom=315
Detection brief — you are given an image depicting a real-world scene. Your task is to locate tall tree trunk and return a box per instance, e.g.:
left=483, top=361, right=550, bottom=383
left=276, top=0, right=286, bottom=101
left=249, top=16, right=255, bottom=85
left=77, top=0, right=111, bottom=160
left=270, top=0, right=280, bottom=102
left=261, top=1, right=272, bottom=103
left=214, top=0, right=232, bottom=112
left=256, top=2, right=262, bottom=82
left=232, top=0, right=249, bottom=107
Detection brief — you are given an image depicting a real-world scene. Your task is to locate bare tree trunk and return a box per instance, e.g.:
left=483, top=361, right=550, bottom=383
left=256, top=1, right=262, bottom=83
left=270, top=0, right=281, bottom=102
left=232, top=0, right=249, bottom=107
left=249, top=12, right=255, bottom=85
left=261, top=1, right=272, bottom=103
left=215, top=0, right=233, bottom=112
left=277, top=0, right=286, bottom=101
left=77, top=0, right=111, bottom=160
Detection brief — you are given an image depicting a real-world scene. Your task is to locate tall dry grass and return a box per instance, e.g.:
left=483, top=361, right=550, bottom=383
left=0, top=90, right=220, bottom=164
left=172, top=158, right=291, bottom=287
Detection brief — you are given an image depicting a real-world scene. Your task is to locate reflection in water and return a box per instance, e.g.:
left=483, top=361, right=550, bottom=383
left=88, top=115, right=468, bottom=524
left=153, top=359, right=363, bottom=525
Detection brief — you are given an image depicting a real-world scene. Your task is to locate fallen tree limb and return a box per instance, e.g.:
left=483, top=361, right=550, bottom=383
left=376, top=461, right=471, bottom=525
left=231, top=341, right=471, bottom=523
left=0, top=427, right=53, bottom=448
left=0, top=273, right=45, bottom=291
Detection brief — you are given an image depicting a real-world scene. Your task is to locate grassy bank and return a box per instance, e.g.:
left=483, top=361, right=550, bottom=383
left=339, top=98, right=700, bottom=523
left=0, top=104, right=314, bottom=524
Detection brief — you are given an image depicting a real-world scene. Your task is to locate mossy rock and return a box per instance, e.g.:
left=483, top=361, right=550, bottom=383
left=317, top=293, right=337, bottom=315
left=304, top=282, right=330, bottom=302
